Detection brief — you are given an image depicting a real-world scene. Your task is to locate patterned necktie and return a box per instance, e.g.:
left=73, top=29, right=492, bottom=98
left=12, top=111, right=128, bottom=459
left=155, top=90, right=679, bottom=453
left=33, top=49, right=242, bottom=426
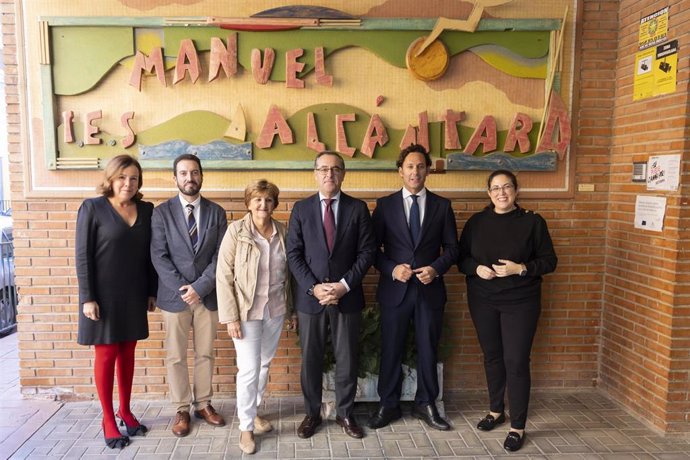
left=186, top=204, right=198, bottom=252
left=409, top=194, right=420, bottom=244
left=323, top=198, right=336, bottom=252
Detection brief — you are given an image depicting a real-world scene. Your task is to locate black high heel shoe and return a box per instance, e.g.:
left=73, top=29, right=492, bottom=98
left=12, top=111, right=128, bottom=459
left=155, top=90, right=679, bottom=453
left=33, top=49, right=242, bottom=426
left=116, top=410, right=149, bottom=436
left=102, top=421, right=129, bottom=449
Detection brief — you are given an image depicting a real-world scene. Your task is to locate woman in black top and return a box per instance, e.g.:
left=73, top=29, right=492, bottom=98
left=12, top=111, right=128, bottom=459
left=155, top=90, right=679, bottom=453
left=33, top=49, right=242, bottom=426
left=76, top=155, right=157, bottom=449
left=458, top=170, right=557, bottom=452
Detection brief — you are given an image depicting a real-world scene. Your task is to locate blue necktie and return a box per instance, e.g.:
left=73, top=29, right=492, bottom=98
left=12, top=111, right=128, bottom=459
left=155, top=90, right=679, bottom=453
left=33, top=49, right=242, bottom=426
left=409, top=194, right=420, bottom=244
left=186, top=204, right=198, bottom=252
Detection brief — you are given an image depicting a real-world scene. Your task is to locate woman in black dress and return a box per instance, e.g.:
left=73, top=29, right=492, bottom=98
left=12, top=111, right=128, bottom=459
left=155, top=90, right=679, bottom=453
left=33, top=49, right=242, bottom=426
left=75, top=155, right=157, bottom=449
left=458, top=170, right=557, bottom=452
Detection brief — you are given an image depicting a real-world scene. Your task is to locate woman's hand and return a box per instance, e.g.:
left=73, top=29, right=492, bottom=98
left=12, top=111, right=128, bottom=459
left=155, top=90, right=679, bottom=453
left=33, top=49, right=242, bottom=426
left=147, top=297, right=157, bottom=312
left=492, top=259, right=522, bottom=277
left=227, top=321, right=242, bottom=340
left=476, top=265, right=497, bottom=280
left=83, top=301, right=100, bottom=321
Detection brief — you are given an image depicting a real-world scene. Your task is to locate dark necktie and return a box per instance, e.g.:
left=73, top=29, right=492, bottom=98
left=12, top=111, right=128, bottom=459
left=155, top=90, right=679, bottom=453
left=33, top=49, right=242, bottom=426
left=323, top=198, right=336, bottom=252
left=186, top=204, right=198, bottom=252
left=409, top=194, right=420, bottom=244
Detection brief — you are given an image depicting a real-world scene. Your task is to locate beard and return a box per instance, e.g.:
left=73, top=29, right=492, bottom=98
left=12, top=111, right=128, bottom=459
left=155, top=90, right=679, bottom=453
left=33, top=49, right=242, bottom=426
left=178, top=180, right=201, bottom=196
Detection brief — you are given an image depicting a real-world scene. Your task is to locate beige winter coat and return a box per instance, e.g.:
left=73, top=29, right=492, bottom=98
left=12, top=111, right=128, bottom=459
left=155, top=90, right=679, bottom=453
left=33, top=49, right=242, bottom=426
left=216, top=212, right=292, bottom=323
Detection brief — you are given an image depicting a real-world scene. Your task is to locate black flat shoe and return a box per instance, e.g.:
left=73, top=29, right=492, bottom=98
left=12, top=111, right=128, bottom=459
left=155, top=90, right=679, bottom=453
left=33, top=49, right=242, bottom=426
left=102, top=421, right=130, bottom=449
left=116, top=410, right=149, bottom=436
left=503, top=431, right=525, bottom=451
left=367, top=405, right=402, bottom=429
left=476, top=412, right=506, bottom=431
left=411, top=403, right=450, bottom=431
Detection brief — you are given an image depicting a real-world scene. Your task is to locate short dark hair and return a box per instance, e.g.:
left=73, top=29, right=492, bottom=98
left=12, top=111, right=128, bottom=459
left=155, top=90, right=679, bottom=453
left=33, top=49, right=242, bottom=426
left=313, top=151, right=345, bottom=170
left=97, top=154, right=144, bottom=201
left=396, top=144, right=432, bottom=169
left=173, top=153, right=203, bottom=176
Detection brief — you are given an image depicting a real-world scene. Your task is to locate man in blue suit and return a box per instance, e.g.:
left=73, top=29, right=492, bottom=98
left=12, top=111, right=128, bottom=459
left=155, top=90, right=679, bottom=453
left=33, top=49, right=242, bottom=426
left=287, top=151, right=376, bottom=439
left=368, top=144, right=459, bottom=431
left=151, top=154, right=228, bottom=437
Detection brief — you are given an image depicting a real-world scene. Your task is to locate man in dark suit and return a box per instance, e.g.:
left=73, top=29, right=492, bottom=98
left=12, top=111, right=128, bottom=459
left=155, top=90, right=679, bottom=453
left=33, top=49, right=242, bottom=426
left=287, top=151, right=376, bottom=439
left=368, top=144, right=459, bottom=431
left=151, top=154, right=228, bottom=437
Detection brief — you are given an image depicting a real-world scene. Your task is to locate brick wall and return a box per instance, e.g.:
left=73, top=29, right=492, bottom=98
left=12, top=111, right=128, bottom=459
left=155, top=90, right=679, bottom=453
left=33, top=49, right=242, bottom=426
left=5, top=0, right=690, bottom=433
left=598, top=0, right=690, bottom=433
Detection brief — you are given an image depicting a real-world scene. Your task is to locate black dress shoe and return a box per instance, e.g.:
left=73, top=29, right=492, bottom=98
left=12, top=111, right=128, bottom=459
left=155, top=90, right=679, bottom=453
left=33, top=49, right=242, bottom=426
left=367, top=405, right=402, bottom=429
left=411, top=403, right=450, bottom=431
left=336, top=415, right=364, bottom=438
left=476, top=412, right=506, bottom=431
left=297, top=415, right=322, bottom=439
left=503, top=431, right=525, bottom=451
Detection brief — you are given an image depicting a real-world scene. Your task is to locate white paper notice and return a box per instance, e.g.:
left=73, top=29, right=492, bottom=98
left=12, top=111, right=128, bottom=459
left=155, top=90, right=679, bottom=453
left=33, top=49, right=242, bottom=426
left=634, top=195, right=666, bottom=232
left=647, top=154, right=680, bottom=191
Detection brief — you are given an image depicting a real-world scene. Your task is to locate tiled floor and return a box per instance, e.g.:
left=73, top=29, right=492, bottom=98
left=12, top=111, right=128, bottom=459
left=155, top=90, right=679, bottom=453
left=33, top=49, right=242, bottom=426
left=1, top=332, right=689, bottom=459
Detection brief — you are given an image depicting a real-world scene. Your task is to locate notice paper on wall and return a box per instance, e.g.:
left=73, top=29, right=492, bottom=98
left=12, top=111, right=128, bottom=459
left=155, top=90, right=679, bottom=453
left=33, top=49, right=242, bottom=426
left=647, top=154, right=680, bottom=191
left=634, top=195, right=666, bottom=232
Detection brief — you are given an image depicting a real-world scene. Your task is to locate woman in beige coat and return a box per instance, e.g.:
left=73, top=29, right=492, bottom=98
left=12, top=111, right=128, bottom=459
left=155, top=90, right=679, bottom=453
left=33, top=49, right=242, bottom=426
left=216, top=179, right=293, bottom=455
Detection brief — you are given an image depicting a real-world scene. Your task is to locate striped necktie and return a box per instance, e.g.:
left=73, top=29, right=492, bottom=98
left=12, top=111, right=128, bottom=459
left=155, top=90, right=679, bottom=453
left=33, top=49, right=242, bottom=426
left=186, top=204, right=198, bottom=252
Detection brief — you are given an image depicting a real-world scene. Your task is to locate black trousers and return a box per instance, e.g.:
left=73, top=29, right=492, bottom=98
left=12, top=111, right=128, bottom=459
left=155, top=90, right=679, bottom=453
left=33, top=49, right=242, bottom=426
left=378, top=283, right=444, bottom=407
left=298, top=308, right=361, bottom=418
left=469, top=297, right=541, bottom=430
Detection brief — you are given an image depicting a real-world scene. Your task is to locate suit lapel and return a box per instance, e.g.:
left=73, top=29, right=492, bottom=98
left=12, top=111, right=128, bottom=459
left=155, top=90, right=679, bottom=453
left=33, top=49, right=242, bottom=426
left=195, top=198, right=208, bottom=250
left=333, top=193, right=352, bottom=254
left=394, top=191, right=415, bottom=248
left=312, top=194, right=330, bottom=254
left=418, top=191, right=437, bottom=247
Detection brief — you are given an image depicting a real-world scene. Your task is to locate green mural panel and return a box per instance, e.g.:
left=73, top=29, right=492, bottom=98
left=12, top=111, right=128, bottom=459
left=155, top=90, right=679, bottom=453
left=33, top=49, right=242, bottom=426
left=52, top=27, right=134, bottom=95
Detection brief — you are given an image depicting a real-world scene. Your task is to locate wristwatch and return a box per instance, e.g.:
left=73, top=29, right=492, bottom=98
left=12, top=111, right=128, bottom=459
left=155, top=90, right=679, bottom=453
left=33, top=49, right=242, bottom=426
left=519, top=264, right=528, bottom=277
left=307, top=284, right=316, bottom=296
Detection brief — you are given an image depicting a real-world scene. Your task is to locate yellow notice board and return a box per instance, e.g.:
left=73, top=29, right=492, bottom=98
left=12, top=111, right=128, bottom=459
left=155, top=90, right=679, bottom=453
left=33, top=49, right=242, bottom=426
left=634, top=40, right=677, bottom=101
left=639, top=7, right=668, bottom=50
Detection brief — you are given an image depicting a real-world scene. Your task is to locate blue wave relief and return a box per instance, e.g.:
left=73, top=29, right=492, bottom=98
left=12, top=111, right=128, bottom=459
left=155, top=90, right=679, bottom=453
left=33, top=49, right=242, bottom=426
left=446, top=152, right=558, bottom=171
left=139, top=140, right=253, bottom=160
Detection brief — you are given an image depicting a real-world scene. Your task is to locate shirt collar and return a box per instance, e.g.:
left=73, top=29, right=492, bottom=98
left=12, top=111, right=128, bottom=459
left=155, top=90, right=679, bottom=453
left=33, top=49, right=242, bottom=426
left=178, top=194, right=201, bottom=209
left=402, top=187, right=427, bottom=199
left=319, top=191, right=342, bottom=202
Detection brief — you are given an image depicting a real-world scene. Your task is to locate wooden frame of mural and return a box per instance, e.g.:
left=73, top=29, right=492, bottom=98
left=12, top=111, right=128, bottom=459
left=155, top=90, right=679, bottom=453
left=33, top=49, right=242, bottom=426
left=38, top=8, right=571, bottom=177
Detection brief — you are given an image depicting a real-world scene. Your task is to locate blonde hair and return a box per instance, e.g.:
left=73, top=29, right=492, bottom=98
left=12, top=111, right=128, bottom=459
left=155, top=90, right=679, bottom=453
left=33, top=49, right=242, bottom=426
left=97, top=154, right=144, bottom=200
left=244, top=179, right=280, bottom=208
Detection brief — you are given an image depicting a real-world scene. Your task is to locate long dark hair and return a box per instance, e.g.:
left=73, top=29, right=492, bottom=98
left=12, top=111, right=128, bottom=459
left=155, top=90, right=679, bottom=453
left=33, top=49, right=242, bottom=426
left=486, top=169, right=519, bottom=209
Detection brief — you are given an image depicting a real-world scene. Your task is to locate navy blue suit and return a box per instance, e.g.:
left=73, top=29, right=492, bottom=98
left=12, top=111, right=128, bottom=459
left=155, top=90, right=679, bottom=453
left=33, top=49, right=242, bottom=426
left=287, top=192, right=375, bottom=417
left=372, top=189, right=458, bottom=406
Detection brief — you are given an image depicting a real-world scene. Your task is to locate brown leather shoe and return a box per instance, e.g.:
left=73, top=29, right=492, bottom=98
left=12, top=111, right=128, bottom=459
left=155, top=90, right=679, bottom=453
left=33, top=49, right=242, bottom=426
left=194, top=404, right=226, bottom=426
left=297, top=415, right=322, bottom=439
left=336, top=415, right=364, bottom=439
left=172, top=411, right=191, bottom=437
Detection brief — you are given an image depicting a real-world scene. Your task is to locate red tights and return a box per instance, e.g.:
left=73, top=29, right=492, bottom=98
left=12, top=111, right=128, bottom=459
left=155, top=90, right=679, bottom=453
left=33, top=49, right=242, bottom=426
left=94, top=341, right=138, bottom=438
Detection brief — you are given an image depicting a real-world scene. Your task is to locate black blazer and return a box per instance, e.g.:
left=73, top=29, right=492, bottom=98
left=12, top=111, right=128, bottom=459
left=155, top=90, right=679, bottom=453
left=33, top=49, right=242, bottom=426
left=372, top=189, right=459, bottom=309
left=287, top=192, right=376, bottom=314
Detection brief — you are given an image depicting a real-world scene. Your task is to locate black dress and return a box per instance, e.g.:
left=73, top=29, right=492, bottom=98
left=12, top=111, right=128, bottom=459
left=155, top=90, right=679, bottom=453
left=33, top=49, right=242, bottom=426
left=76, top=196, right=156, bottom=345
